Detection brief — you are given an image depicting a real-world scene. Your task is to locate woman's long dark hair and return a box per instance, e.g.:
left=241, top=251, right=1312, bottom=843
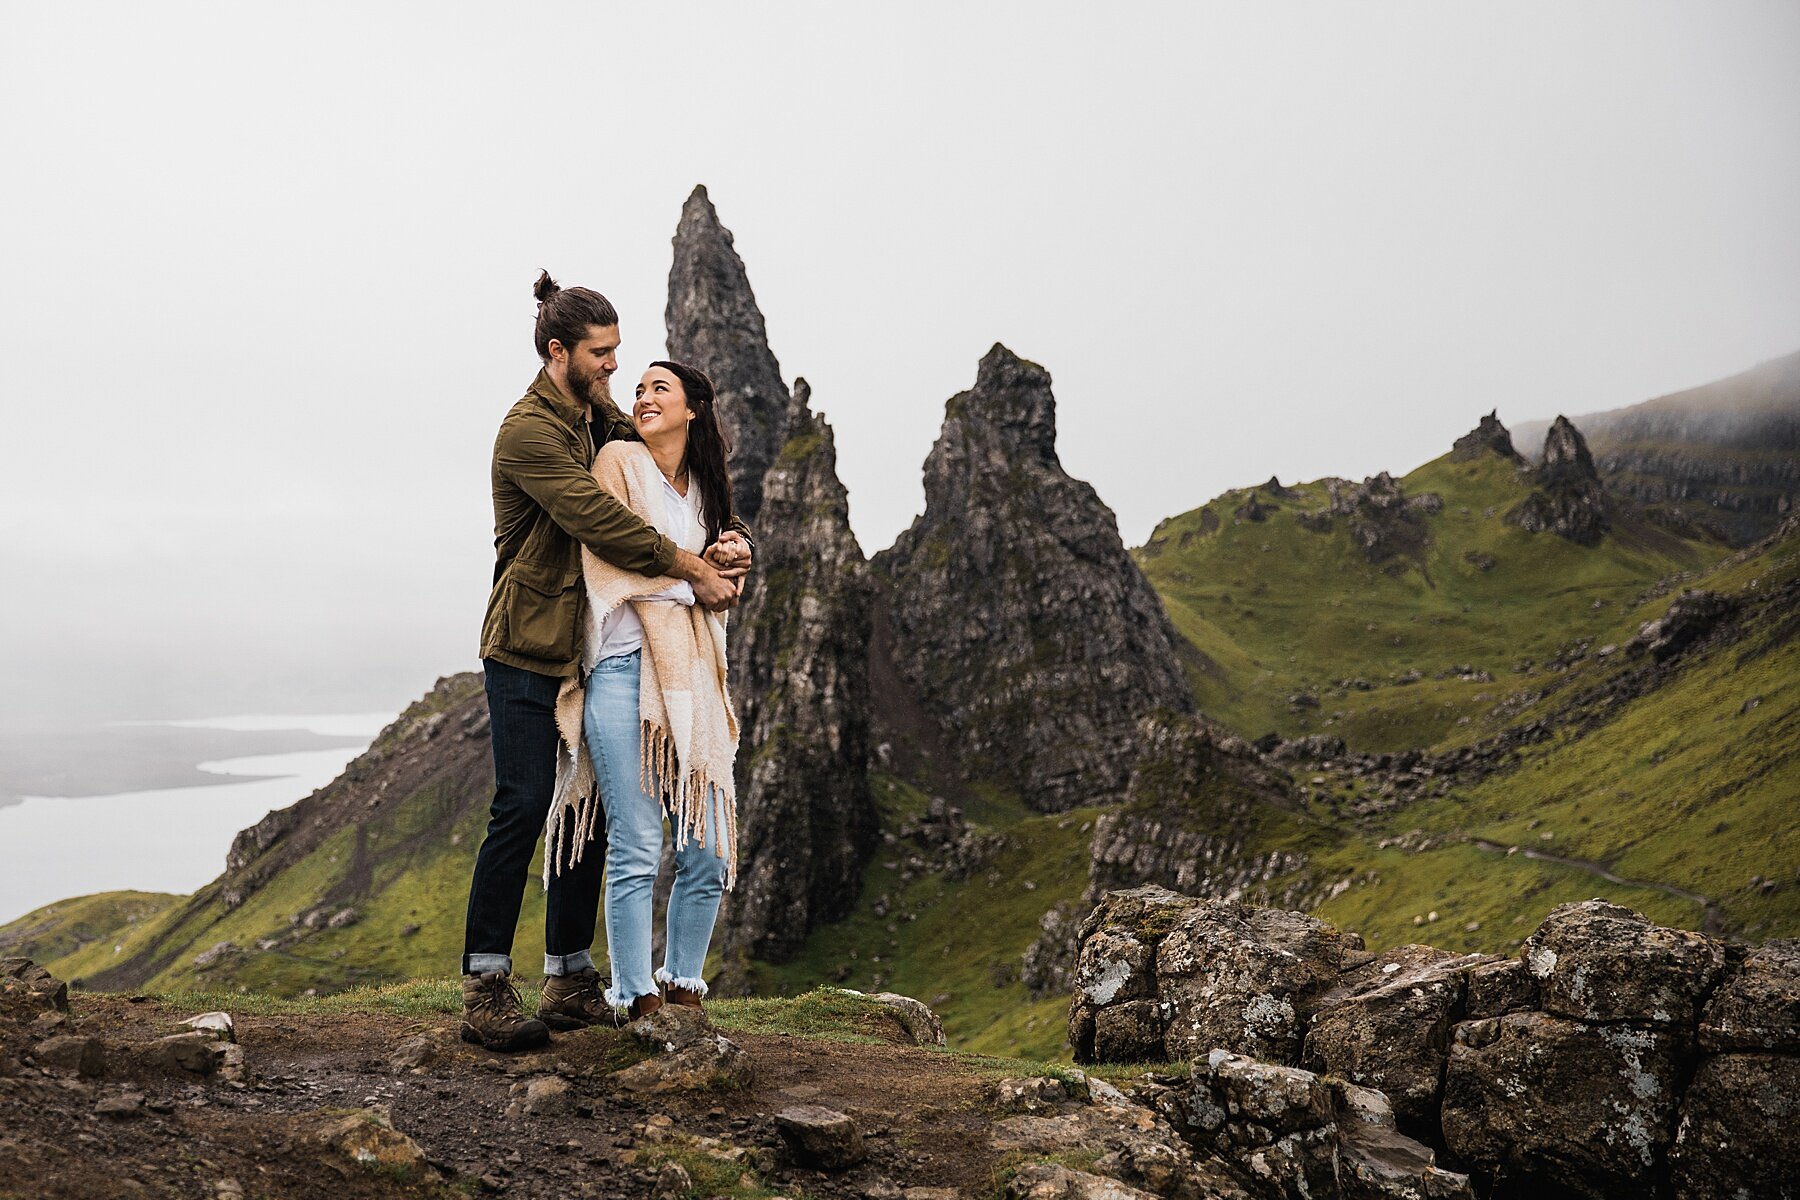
left=650, top=360, right=734, bottom=545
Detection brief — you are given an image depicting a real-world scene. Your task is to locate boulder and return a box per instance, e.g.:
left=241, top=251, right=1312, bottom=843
left=148, top=1031, right=222, bottom=1075
left=1152, top=900, right=1363, bottom=1062
left=0, top=958, right=68, bottom=1019
left=774, top=1104, right=867, bottom=1169
left=1669, top=1051, right=1800, bottom=1200
left=1521, top=899, right=1725, bottom=1025
left=864, top=990, right=947, bottom=1047
left=1699, top=938, right=1800, bottom=1051
left=32, top=1034, right=104, bottom=1077
left=1441, top=1012, right=1686, bottom=1198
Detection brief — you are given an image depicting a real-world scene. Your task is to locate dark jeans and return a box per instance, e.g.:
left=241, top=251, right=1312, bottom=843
left=462, top=657, right=608, bottom=976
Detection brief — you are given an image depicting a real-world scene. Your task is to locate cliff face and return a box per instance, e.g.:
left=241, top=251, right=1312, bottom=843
left=1513, top=348, right=1800, bottom=544
left=873, top=345, right=1194, bottom=813
left=664, top=185, right=790, bottom=522
left=716, top=382, right=879, bottom=980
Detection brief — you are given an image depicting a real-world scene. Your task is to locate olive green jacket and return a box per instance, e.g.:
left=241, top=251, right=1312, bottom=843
left=479, top=367, right=751, bottom=677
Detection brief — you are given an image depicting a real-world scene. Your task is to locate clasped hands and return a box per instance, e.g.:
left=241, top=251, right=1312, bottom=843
left=696, top=531, right=753, bottom=611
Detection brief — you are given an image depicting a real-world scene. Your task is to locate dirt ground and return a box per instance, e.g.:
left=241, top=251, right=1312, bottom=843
left=0, top=986, right=1023, bottom=1200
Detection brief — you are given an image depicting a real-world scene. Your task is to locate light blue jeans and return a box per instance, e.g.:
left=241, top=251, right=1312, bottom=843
left=583, top=649, right=729, bottom=1008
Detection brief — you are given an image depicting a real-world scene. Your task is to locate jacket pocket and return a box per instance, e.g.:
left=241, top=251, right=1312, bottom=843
left=502, top=560, right=581, bottom=662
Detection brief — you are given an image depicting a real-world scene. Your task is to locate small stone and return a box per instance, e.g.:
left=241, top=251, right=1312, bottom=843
left=651, top=1161, right=691, bottom=1200
left=774, top=1104, right=867, bottom=1169
left=149, top=1032, right=220, bottom=1075
left=180, top=1012, right=237, bottom=1042
left=520, top=1076, right=575, bottom=1117
left=95, top=1091, right=146, bottom=1118
left=389, top=1033, right=439, bottom=1073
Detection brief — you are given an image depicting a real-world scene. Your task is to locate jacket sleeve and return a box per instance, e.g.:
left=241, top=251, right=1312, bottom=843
left=495, top=412, right=678, bottom=576
left=726, top=511, right=755, bottom=553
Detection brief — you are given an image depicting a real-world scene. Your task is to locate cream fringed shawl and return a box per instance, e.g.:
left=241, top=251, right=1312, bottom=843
left=545, top=440, right=740, bottom=890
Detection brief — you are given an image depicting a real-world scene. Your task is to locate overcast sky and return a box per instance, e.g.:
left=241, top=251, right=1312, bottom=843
left=3, top=2, right=1797, bottom=726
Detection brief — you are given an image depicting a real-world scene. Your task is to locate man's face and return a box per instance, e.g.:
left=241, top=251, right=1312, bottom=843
left=553, top=324, right=620, bottom=408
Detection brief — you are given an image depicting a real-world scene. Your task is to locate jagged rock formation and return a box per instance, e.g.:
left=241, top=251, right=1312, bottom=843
left=1514, top=348, right=1800, bottom=545
left=873, top=345, right=1194, bottom=812
left=665, top=184, right=790, bottom=522
left=716, top=382, right=879, bottom=981
left=1297, top=472, right=1441, bottom=566
left=1071, top=889, right=1800, bottom=1199
left=1449, top=410, right=1527, bottom=464
left=1508, top=416, right=1612, bottom=546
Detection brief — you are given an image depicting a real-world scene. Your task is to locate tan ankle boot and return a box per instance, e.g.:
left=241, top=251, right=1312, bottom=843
left=461, top=971, right=551, bottom=1051
left=627, top=991, right=664, bottom=1022
left=664, top=983, right=705, bottom=1011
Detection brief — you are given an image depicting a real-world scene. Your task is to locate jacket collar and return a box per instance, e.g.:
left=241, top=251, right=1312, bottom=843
left=527, top=366, right=588, bottom=428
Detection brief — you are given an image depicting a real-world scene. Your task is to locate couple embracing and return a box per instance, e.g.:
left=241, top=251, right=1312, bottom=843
left=461, top=272, right=754, bottom=1051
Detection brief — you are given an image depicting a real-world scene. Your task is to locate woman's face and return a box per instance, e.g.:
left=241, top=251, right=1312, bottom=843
left=633, top=366, right=695, bottom=439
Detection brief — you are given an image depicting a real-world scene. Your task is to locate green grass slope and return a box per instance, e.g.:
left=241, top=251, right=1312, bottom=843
left=0, top=891, right=180, bottom=966
left=1140, top=446, right=1727, bottom=750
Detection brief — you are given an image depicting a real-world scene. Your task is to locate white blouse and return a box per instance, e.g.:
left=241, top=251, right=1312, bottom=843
left=581, top=468, right=705, bottom=670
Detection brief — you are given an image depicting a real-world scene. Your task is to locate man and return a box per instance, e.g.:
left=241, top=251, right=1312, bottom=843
left=461, top=272, right=751, bottom=1050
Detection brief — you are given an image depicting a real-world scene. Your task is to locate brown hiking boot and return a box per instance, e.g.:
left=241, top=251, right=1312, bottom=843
left=460, top=971, right=550, bottom=1051
left=626, top=991, right=664, bottom=1022
left=537, top=966, right=616, bottom=1031
left=664, top=983, right=705, bottom=1011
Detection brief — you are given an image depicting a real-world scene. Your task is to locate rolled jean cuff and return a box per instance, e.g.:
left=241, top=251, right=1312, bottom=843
left=544, top=948, right=594, bottom=976
left=463, top=952, right=513, bottom=977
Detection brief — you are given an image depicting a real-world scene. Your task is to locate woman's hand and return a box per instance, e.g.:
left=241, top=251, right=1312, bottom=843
left=705, top=531, right=753, bottom=580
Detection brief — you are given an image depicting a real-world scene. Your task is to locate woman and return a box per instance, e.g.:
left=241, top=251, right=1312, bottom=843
left=548, top=360, right=742, bottom=1022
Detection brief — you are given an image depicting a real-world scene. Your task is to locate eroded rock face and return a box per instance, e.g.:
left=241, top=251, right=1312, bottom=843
left=716, top=383, right=878, bottom=977
left=1507, top=416, right=1611, bottom=546
left=1669, top=1052, right=1800, bottom=1200
left=1302, top=945, right=1498, bottom=1134
left=664, top=184, right=789, bottom=522
left=1441, top=1013, right=1686, bottom=1198
left=1068, top=887, right=1366, bottom=1064
left=1626, top=589, right=1741, bottom=664
left=874, top=345, right=1192, bottom=812
left=1699, top=938, right=1800, bottom=1051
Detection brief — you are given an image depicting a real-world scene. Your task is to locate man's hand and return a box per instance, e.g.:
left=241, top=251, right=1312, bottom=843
left=671, top=548, right=741, bottom=612
left=705, top=531, right=753, bottom=580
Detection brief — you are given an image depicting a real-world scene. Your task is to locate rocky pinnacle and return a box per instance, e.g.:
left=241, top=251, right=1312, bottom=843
left=874, top=345, right=1194, bottom=813
left=1508, top=415, right=1611, bottom=546
left=716, top=381, right=879, bottom=978
left=665, top=185, right=789, bottom=522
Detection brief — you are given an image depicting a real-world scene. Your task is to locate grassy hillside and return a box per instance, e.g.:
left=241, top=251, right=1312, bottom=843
left=1140, top=447, right=1727, bottom=750
left=0, top=891, right=180, bottom=966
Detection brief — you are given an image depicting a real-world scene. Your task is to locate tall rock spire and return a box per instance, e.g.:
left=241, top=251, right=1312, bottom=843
left=1508, top=416, right=1611, bottom=546
left=715, top=381, right=879, bottom=981
left=1451, top=410, right=1527, bottom=465
left=665, top=185, right=789, bottom=522
left=873, top=345, right=1195, bottom=813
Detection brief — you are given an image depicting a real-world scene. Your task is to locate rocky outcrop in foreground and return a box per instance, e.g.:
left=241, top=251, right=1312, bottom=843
left=1070, top=887, right=1798, bottom=1200
left=874, top=345, right=1194, bottom=812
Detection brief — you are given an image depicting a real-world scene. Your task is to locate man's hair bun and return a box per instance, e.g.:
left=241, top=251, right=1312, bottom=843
left=533, top=269, right=561, bottom=304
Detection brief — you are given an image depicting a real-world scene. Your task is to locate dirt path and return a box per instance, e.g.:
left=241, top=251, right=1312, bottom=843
left=0, top=992, right=1018, bottom=1200
left=1467, top=838, right=1724, bottom=933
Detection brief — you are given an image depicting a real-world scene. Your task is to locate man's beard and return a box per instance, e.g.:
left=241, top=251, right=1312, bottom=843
left=567, top=360, right=613, bottom=409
